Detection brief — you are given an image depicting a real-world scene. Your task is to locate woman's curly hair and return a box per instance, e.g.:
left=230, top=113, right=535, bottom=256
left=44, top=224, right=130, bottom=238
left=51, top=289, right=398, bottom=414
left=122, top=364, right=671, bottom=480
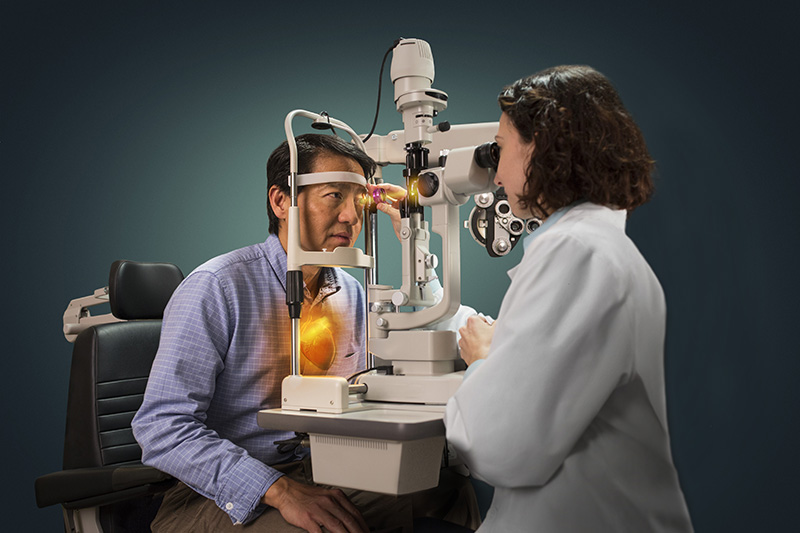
left=498, top=65, right=655, bottom=215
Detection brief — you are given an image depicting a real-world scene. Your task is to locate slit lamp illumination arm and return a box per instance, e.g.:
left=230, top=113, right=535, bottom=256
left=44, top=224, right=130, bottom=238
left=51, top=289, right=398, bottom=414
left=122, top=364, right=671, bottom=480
left=283, top=110, right=374, bottom=376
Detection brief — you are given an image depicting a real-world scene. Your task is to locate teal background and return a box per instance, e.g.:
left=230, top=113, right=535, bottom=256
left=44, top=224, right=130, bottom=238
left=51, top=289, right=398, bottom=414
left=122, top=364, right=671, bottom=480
left=3, top=1, right=798, bottom=531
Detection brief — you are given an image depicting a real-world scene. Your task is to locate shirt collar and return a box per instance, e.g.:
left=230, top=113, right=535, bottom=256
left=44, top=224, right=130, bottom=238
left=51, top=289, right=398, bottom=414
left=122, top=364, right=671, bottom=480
left=263, top=234, right=342, bottom=301
left=315, top=268, right=341, bottom=302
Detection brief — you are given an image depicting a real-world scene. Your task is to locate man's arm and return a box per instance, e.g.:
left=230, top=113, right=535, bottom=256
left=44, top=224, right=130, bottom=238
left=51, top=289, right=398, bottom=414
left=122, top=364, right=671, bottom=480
left=133, top=269, right=370, bottom=531
left=132, top=270, right=280, bottom=525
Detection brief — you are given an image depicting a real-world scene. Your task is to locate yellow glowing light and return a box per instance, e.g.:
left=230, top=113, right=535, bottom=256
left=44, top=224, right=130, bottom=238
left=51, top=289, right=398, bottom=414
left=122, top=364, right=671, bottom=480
left=408, top=178, right=419, bottom=198
left=384, top=189, right=404, bottom=202
left=359, top=187, right=403, bottom=207
left=300, top=316, right=336, bottom=372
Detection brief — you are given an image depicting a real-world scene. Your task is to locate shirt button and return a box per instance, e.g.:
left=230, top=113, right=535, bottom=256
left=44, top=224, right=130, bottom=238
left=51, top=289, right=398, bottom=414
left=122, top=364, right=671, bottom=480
left=225, top=502, right=234, bottom=511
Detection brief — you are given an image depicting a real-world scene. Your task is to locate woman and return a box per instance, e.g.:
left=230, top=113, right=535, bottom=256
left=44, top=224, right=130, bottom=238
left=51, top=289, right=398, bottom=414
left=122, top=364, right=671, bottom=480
left=445, top=66, right=693, bottom=532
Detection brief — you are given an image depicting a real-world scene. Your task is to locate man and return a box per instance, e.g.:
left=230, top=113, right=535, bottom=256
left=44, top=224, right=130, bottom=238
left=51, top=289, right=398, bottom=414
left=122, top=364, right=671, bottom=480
left=133, top=134, right=478, bottom=533
left=135, top=134, right=394, bottom=532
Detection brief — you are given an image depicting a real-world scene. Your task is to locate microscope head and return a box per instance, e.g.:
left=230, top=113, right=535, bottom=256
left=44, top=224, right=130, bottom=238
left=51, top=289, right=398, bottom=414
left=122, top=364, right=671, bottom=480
left=390, top=38, right=448, bottom=145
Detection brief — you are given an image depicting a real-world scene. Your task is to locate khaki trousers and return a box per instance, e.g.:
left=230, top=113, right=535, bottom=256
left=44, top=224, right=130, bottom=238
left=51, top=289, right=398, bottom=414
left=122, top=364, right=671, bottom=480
left=151, top=457, right=479, bottom=532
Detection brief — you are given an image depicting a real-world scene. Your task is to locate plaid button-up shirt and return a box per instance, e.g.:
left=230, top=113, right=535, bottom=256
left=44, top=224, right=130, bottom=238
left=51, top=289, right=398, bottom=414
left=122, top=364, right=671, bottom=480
left=132, top=234, right=365, bottom=524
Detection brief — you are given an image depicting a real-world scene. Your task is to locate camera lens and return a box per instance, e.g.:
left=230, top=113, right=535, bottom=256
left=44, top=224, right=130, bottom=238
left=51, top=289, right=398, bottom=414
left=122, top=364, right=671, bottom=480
left=474, top=142, right=499, bottom=170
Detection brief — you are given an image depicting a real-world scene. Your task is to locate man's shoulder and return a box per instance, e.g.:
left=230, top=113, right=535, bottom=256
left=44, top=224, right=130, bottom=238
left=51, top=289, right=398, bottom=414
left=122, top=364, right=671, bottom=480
left=167, top=240, right=277, bottom=310
left=168, top=241, right=274, bottom=299
left=191, top=236, right=284, bottom=281
left=195, top=242, right=267, bottom=275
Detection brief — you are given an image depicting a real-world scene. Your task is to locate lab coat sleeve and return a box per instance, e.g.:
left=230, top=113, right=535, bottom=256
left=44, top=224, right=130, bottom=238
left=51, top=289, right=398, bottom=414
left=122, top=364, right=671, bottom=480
left=445, top=231, right=634, bottom=489
left=131, top=271, right=278, bottom=525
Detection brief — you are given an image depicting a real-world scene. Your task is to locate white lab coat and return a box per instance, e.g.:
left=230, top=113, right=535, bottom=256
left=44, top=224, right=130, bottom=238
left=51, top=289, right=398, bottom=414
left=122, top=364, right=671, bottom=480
left=445, top=203, right=693, bottom=532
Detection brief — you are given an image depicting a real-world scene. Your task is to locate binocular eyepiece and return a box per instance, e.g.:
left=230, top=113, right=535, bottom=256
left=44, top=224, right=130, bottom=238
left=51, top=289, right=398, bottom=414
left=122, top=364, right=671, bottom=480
left=474, top=142, right=499, bottom=170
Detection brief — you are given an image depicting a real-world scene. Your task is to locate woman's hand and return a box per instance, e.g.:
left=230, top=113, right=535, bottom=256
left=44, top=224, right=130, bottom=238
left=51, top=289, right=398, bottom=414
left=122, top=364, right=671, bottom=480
left=458, top=315, right=496, bottom=366
left=366, top=182, right=406, bottom=241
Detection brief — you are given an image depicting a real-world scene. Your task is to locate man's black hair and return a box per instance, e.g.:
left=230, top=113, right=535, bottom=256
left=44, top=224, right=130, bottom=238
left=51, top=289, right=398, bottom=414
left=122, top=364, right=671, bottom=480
left=266, top=133, right=377, bottom=235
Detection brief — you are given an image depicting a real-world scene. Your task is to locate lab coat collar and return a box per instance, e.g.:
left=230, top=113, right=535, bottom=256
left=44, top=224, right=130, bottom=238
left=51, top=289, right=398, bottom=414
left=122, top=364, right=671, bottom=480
left=508, top=202, right=626, bottom=280
left=522, top=201, right=583, bottom=252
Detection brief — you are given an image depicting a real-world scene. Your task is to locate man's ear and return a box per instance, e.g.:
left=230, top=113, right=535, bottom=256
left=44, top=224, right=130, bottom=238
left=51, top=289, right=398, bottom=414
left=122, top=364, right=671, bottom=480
left=268, top=185, right=289, bottom=220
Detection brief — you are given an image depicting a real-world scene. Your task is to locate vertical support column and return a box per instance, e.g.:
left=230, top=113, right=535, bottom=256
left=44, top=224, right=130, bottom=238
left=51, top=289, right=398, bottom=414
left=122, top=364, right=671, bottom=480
left=287, top=171, right=303, bottom=376
left=364, top=207, right=378, bottom=370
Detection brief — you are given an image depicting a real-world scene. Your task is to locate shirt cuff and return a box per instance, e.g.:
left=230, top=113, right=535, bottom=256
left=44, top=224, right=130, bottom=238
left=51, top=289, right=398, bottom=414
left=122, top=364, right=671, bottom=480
left=215, top=455, right=284, bottom=525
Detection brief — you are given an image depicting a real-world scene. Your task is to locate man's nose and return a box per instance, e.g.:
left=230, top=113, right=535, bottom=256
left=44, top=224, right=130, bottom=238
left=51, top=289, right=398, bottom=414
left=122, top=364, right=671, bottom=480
left=339, top=196, right=361, bottom=225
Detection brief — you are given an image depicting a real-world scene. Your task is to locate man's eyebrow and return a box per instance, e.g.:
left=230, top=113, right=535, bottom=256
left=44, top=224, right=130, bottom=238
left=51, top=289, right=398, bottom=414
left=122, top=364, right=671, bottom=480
left=326, top=182, right=367, bottom=192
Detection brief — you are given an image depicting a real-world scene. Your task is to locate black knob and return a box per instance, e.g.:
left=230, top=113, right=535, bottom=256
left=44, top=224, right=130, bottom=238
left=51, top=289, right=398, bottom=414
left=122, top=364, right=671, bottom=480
left=418, top=172, right=439, bottom=198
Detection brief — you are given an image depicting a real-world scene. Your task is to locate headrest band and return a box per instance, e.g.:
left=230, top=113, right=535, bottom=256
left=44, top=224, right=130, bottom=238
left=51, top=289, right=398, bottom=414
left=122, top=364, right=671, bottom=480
left=296, top=171, right=366, bottom=187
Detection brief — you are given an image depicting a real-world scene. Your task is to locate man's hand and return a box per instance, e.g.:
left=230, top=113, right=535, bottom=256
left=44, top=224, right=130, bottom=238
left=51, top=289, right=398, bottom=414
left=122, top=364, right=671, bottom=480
left=262, top=476, right=368, bottom=533
left=458, top=315, right=496, bottom=366
left=366, top=182, right=406, bottom=241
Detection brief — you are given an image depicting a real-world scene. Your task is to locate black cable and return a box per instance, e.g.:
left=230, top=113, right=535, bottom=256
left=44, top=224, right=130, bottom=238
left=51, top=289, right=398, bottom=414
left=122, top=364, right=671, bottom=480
left=274, top=432, right=309, bottom=454
left=325, top=113, right=339, bottom=138
left=312, top=111, right=339, bottom=138
left=362, top=39, right=401, bottom=144
left=347, top=365, right=393, bottom=383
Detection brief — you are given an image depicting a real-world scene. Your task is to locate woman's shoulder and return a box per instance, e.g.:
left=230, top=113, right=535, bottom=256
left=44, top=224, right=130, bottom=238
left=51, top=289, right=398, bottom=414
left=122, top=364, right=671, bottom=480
left=528, top=203, right=657, bottom=286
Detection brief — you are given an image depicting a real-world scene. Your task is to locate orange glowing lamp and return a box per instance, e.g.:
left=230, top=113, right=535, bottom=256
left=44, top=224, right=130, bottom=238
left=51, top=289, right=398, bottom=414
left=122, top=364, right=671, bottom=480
left=300, top=317, right=336, bottom=373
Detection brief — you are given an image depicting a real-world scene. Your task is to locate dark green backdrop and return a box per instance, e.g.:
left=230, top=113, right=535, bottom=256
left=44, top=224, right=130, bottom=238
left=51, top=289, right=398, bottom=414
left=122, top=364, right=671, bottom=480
left=3, top=1, right=797, bottom=531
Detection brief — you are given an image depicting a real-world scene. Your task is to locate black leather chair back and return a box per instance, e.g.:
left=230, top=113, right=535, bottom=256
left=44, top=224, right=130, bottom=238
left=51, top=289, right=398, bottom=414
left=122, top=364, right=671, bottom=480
left=63, top=260, right=184, bottom=471
left=34, top=260, right=184, bottom=532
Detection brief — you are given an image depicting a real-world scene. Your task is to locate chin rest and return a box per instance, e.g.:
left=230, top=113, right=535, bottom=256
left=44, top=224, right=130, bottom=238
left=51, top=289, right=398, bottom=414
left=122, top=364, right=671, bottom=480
left=35, top=260, right=183, bottom=532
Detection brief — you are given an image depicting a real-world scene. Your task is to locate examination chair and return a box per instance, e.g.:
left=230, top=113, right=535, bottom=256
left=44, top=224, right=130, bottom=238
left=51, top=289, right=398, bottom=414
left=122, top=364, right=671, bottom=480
left=35, top=260, right=184, bottom=533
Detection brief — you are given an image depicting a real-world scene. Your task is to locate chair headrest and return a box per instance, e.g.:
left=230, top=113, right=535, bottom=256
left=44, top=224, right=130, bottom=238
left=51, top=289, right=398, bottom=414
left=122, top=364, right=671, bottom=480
left=108, top=260, right=184, bottom=320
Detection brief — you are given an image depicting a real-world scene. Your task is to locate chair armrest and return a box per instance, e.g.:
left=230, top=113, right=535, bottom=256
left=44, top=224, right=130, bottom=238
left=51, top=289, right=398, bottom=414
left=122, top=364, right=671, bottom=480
left=35, top=464, right=172, bottom=509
